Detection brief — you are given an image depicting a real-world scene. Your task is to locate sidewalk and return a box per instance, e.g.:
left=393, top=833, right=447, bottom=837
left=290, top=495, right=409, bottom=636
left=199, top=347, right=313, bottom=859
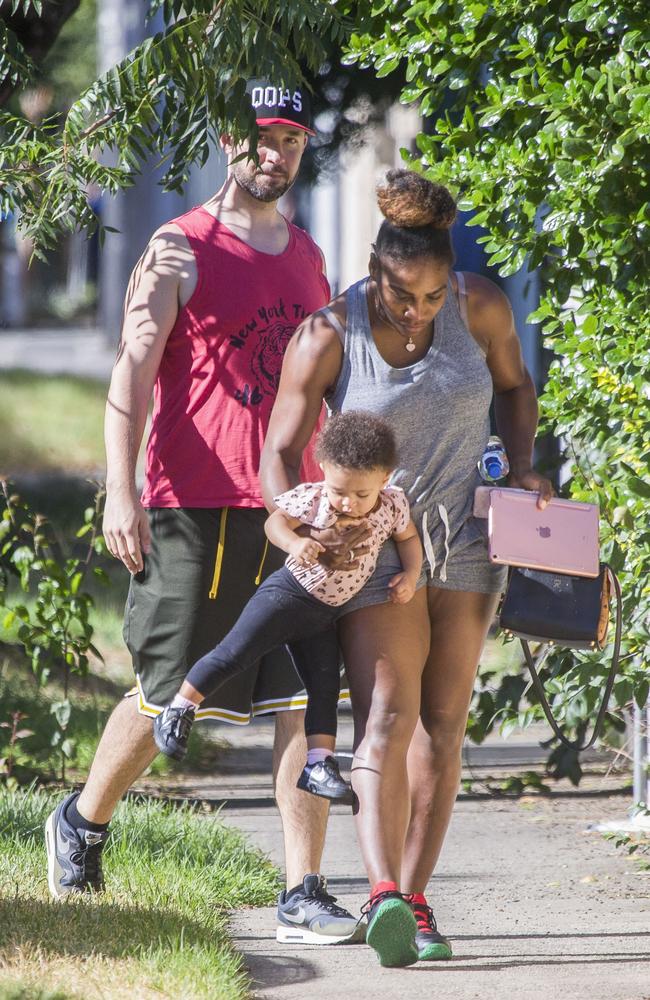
left=148, top=714, right=649, bottom=1000
left=0, top=327, right=114, bottom=380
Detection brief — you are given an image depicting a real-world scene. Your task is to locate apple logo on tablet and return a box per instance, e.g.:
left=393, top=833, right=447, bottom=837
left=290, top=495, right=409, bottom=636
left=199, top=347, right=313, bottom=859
left=537, top=526, right=551, bottom=538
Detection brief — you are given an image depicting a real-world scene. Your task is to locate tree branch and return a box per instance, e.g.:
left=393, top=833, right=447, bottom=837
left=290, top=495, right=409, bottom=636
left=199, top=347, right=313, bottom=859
left=0, top=0, right=81, bottom=106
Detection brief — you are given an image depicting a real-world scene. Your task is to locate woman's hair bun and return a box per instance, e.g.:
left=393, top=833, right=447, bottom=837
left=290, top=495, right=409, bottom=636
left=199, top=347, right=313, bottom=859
left=376, top=169, right=456, bottom=230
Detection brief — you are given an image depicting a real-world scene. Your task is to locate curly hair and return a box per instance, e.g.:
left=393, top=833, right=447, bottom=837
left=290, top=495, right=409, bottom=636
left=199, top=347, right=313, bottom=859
left=315, top=411, right=397, bottom=471
left=374, top=168, right=457, bottom=266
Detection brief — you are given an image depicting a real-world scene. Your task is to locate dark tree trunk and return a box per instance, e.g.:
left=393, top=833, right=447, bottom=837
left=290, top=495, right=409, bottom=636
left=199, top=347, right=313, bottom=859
left=0, top=0, right=81, bottom=106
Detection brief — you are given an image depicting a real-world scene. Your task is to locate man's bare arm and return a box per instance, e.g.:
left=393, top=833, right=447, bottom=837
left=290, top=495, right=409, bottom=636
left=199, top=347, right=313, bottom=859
left=103, top=226, right=195, bottom=573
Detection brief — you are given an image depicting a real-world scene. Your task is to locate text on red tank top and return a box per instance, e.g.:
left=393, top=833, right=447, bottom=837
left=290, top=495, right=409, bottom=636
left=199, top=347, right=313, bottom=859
left=142, top=206, right=329, bottom=509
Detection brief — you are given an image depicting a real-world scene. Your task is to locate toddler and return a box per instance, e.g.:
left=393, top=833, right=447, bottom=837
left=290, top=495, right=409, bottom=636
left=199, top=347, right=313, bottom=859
left=153, top=411, right=423, bottom=805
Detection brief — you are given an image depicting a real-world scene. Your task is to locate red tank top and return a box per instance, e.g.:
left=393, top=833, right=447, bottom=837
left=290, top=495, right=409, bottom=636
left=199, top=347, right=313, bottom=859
left=141, top=206, right=330, bottom=509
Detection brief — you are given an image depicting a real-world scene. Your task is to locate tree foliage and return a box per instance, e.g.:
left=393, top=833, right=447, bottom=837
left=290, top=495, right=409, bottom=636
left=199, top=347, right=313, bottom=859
left=346, top=0, right=650, bottom=758
left=0, top=480, right=107, bottom=783
left=0, top=0, right=81, bottom=105
left=0, top=0, right=359, bottom=254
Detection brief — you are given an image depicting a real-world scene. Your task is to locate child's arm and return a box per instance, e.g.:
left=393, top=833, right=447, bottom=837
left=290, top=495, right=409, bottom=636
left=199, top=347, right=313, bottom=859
left=388, top=519, right=423, bottom=604
left=265, top=509, right=324, bottom=566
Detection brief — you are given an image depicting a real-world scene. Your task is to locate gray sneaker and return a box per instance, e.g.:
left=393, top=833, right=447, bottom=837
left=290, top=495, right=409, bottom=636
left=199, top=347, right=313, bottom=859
left=276, top=873, right=365, bottom=944
left=45, top=792, right=109, bottom=900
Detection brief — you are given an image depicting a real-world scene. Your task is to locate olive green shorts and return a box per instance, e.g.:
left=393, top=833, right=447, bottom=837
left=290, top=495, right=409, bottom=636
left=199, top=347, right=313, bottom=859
left=123, top=507, right=350, bottom=724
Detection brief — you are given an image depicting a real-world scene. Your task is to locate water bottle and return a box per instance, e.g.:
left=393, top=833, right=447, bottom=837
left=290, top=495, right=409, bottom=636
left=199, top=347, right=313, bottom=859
left=478, top=435, right=510, bottom=483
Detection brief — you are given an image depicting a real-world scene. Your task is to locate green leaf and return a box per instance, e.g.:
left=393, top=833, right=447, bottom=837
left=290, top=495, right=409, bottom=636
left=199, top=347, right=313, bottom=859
left=582, top=315, right=597, bottom=337
left=635, top=679, right=649, bottom=709
left=50, top=700, right=71, bottom=729
left=2, top=610, right=16, bottom=629
left=626, top=474, right=650, bottom=499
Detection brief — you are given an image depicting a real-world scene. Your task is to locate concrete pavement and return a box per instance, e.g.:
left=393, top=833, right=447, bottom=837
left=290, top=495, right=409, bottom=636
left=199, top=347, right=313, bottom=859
left=147, top=713, right=648, bottom=1000
left=0, top=328, right=114, bottom=380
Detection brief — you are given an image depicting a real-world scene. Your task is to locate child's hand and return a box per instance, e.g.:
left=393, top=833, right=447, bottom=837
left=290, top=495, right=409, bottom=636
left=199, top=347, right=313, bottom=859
left=388, top=572, right=416, bottom=604
left=290, top=537, right=325, bottom=567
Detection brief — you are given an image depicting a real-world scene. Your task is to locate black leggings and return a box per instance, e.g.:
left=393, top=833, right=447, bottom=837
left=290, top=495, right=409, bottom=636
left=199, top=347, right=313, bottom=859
left=186, top=567, right=341, bottom=737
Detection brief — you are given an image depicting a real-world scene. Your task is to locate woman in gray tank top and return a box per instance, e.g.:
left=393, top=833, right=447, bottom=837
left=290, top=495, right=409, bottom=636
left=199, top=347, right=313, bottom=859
left=261, top=169, right=553, bottom=968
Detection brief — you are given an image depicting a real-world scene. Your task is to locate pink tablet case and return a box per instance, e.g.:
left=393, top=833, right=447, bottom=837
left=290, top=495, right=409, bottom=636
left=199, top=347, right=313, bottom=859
left=487, top=489, right=600, bottom=578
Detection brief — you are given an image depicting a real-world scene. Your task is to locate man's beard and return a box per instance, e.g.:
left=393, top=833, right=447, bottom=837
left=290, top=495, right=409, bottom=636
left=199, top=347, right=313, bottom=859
left=232, top=163, right=296, bottom=203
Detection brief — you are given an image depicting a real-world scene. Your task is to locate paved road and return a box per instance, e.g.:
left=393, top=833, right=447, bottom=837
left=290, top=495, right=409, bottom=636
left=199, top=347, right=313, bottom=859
left=224, top=796, right=648, bottom=1000
left=148, top=715, right=648, bottom=1000
left=0, top=328, right=114, bottom=380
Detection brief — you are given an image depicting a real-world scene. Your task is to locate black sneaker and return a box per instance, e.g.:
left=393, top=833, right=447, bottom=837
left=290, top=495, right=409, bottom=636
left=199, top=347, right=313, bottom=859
left=410, top=896, right=453, bottom=960
left=45, top=792, right=109, bottom=900
left=296, top=756, right=354, bottom=805
left=153, top=704, right=195, bottom=760
left=361, top=889, right=418, bottom=967
left=277, top=873, right=364, bottom=944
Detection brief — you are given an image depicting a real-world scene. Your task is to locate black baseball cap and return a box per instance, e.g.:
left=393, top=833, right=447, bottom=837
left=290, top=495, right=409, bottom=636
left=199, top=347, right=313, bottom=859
left=246, top=79, right=315, bottom=136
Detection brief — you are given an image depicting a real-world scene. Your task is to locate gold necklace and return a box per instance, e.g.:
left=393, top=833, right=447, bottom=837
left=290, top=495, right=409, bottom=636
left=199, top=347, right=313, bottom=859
left=373, top=284, right=429, bottom=352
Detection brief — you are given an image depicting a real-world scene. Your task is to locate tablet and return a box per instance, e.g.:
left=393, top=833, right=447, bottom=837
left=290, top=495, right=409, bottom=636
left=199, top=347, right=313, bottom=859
left=487, top=489, right=600, bottom=578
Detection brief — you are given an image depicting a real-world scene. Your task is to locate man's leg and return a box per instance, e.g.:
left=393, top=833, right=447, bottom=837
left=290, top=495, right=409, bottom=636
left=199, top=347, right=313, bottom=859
left=45, top=695, right=159, bottom=899
left=76, top=696, right=159, bottom=824
left=272, top=707, right=329, bottom=889
left=272, top=707, right=362, bottom=944
left=46, top=507, right=216, bottom=899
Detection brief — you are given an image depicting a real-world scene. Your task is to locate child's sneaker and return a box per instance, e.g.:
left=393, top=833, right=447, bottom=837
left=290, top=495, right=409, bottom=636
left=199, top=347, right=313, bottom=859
left=153, top=704, right=195, bottom=760
left=296, top=756, right=354, bottom=804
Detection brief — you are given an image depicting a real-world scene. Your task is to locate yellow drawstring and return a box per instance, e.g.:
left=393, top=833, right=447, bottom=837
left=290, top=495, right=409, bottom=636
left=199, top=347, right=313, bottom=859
left=255, top=538, right=269, bottom=586
left=209, top=507, right=229, bottom=599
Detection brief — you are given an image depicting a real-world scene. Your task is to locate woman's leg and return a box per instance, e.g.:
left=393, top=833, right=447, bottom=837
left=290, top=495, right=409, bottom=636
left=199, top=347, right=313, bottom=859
left=401, top=587, right=500, bottom=894
left=338, top=588, right=430, bottom=888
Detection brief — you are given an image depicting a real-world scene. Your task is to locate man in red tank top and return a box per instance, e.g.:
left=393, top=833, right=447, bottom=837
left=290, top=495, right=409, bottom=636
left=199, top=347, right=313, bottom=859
left=45, top=79, right=363, bottom=943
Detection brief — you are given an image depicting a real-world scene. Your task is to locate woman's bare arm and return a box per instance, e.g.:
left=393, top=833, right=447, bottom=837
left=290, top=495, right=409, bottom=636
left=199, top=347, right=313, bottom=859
left=463, top=273, right=553, bottom=508
left=260, top=308, right=372, bottom=566
left=259, top=311, right=343, bottom=508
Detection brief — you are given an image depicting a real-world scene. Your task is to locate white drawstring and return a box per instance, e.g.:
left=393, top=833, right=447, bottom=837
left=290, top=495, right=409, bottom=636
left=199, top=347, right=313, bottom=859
left=421, top=510, right=437, bottom=578
left=438, top=503, right=450, bottom=582
left=421, top=504, right=451, bottom=582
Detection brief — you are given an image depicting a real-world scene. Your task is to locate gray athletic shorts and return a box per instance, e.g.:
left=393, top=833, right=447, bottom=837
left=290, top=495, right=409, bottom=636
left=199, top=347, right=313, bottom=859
left=123, top=507, right=350, bottom=724
left=340, top=517, right=506, bottom=620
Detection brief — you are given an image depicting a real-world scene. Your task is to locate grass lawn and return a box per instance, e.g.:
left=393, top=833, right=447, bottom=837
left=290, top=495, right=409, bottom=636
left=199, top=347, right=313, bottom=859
left=0, top=370, right=107, bottom=475
left=0, top=787, right=280, bottom=1000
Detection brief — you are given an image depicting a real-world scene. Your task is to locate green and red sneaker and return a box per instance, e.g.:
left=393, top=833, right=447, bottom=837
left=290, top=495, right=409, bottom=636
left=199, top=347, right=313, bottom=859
left=362, top=885, right=418, bottom=968
left=409, top=893, right=452, bottom=961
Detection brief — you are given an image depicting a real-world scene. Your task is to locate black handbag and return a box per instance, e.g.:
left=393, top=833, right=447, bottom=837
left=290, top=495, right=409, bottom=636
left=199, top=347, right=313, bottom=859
left=499, top=563, right=622, bottom=750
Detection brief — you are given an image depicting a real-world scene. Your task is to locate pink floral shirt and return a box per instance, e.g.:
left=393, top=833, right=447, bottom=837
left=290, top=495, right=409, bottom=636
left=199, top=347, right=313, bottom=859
left=274, top=482, right=411, bottom=607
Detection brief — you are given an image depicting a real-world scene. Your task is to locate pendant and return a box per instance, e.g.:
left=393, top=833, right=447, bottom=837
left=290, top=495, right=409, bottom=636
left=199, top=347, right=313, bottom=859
left=406, top=338, right=416, bottom=352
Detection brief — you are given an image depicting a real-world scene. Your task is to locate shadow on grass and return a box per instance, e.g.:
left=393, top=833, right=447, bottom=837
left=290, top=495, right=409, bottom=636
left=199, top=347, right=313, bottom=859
left=0, top=986, right=76, bottom=1000
left=0, top=895, right=218, bottom=962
